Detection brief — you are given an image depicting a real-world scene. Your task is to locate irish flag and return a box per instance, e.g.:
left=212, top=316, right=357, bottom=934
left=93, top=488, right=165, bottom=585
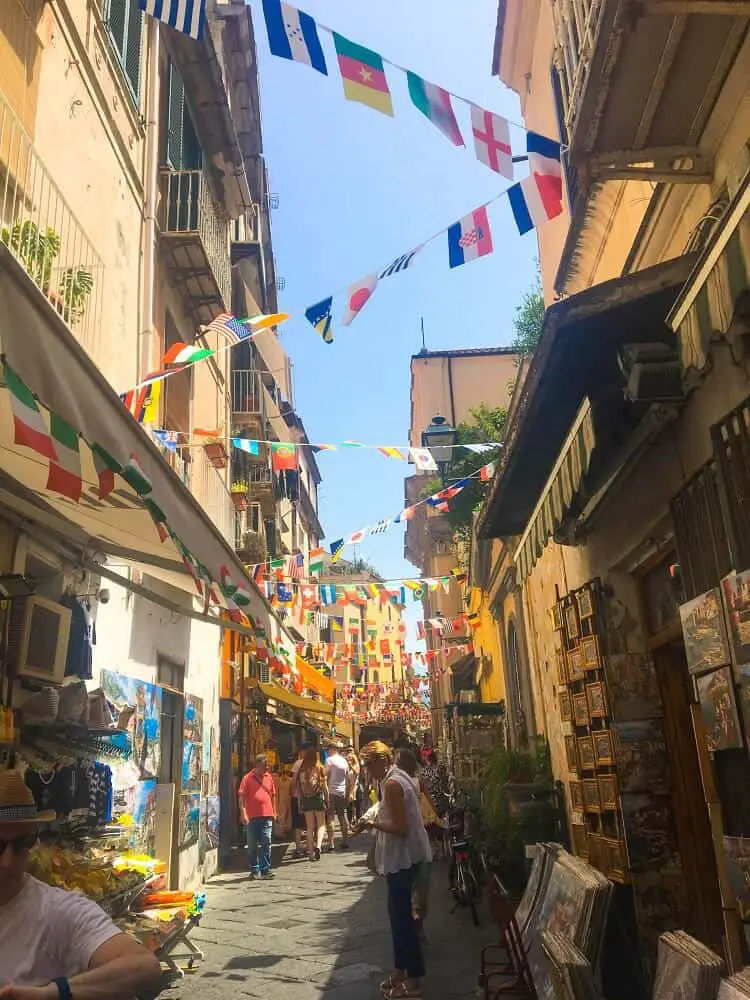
left=47, top=414, right=82, bottom=501
left=407, top=72, right=464, bottom=147
left=333, top=33, right=393, bottom=116
left=4, top=363, right=58, bottom=461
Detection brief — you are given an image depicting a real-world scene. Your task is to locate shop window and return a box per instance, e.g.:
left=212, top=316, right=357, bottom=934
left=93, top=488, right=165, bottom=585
left=104, top=0, right=143, bottom=102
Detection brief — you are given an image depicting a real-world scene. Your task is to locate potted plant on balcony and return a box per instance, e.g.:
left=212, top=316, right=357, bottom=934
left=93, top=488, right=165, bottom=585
left=231, top=479, right=249, bottom=510
left=58, top=266, right=94, bottom=323
left=1, top=220, right=61, bottom=292
left=203, top=433, right=229, bottom=469
left=237, top=529, right=267, bottom=565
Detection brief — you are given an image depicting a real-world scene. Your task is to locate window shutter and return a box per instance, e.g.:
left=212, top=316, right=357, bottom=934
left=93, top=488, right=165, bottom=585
left=167, top=60, right=185, bottom=169
left=106, top=0, right=126, bottom=52
left=124, top=0, right=143, bottom=98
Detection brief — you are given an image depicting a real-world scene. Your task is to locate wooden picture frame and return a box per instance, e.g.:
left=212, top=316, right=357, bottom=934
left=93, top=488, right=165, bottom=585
left=552, top=603, right=564, bottom=632
left=580, top=634, right=601, bottom=670
left=556, top=647, right=568, bottom=686
left=565, top=735, right=579, bottom=774
left=559, top=689, right=572, bottom=723
left=564, top=603, right=580, bottom=642
left=567, top=645, right=584, bottom=682
left=605, top=837, right=627, bottom=880
left=569, top=780, right=584, bottom=813
left=572, top=693, right=590, bottom=728
left=586, top=681, right=608, bottom=719
left=576, top=588, right=594, bottom=621
left=577, top=735, right=595, bottom=772
left=571, top=823, right=589, bottom=860
left=587, top=833, right=607, bottom=871
left=582, top=778, right=602, bottom=813
left=598, top=775, right=618, bottom=811
left=593, top=729, right=614, bottom=767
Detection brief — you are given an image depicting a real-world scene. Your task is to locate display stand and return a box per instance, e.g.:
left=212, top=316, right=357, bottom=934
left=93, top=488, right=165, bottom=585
left=156, top=914, right=205, bottom=978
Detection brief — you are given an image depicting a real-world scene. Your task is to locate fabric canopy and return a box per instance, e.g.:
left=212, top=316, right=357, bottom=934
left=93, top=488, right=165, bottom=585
left=296, top=656, right=335, bottom=701
left=259, top=682, right=334, bottom=718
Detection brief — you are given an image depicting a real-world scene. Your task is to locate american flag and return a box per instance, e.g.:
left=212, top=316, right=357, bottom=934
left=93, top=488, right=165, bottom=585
left=204, top=313, right=252, bottom=343
left=287, top=553, right=305, bottom=580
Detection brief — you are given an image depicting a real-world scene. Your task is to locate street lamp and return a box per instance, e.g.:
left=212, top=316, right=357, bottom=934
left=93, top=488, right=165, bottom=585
left=422, top=415, right=457, bottom=485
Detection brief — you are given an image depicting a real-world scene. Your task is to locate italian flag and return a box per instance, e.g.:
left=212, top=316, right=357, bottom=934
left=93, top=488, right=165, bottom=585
left=219, top=565, right=238, bottom=597
left=122, top=454, right=152, bottom=495
left=4, top=362, right=58, bottom=461
left=47, top=413, right=82, bottom=501
left=145, top=499, right=168, bottom=543
left=91, top=444, right=122, bottom=499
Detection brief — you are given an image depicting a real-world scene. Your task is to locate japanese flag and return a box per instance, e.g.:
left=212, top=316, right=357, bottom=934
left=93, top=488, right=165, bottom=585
left=341, top=273, right=379, bottom=326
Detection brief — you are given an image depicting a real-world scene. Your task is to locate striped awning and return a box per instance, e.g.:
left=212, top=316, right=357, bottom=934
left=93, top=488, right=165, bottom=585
left=515, top=397, right=596, bottom=584
left=668, top=166, right=750, bottom=383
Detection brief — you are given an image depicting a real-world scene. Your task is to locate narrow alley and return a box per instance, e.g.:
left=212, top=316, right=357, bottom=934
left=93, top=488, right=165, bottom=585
left=172, top=840, right=490, bottom=1000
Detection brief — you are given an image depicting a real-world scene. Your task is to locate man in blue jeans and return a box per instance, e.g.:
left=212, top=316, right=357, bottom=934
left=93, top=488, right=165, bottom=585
left=238, top=754, right=278, bottom=880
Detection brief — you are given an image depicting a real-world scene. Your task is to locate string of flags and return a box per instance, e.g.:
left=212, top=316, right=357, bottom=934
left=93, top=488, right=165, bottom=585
left=303, top=139, right=561, bottom=342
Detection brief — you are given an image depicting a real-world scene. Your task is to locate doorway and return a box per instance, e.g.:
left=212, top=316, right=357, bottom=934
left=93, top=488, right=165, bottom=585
left=158, top=685, right=185, bottom=889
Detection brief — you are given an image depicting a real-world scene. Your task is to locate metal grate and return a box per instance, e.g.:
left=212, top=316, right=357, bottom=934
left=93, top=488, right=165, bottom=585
left=0, top=88, right=105, bottom=358
left=671, top=461, right=732, bottom=601
left=712, top=397, right=750, bottom=572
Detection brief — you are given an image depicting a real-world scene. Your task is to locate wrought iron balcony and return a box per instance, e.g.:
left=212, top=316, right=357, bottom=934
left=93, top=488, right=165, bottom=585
left=231, top=369, right=265, bottom=436
left=552, top=0, right=747, bottom=185
left=193, top=445, right=235, bottom=549
left=160, top=167, right=231, bottom=321
left=0, top=89, right=105, bottom=358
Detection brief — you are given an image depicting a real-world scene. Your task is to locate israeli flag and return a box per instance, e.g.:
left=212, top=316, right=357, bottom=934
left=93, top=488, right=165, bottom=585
left=262, top=0, right=328, bottom=75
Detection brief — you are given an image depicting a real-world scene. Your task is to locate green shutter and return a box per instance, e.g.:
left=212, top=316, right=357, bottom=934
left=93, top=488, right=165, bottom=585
left=167, top=59, right=186, bottom=169
left=124, top=0, right=143, bottom=98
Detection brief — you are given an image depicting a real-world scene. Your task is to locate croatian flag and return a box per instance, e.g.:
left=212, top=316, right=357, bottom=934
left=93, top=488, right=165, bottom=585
left=447, top=206, right=494, bottom=269
left=262, top=0, right=328, bottom=75
left=508, top=174, right=563, bottom=235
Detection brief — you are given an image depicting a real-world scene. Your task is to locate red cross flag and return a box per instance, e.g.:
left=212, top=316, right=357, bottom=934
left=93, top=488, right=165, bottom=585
left=471, top=106, right=513, bottom=180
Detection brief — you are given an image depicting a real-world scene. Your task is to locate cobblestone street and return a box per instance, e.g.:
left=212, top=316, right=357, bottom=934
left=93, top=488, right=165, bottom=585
left=172, top=839, right=492, bottom=1000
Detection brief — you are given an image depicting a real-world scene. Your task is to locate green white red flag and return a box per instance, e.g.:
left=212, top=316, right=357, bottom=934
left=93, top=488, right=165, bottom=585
left=47, top=413, right=82, bottom=501
left=4, top=363, right=58, bottom=461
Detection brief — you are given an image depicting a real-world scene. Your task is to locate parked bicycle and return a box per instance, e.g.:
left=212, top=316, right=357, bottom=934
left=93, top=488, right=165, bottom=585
left=447, top=804, right=482, bottom=926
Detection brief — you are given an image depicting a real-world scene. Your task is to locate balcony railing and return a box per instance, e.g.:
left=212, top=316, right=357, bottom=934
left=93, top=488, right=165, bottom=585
left=550, top=0, right=602, bottom=142
left=193, top=446, right=235, bottom=549
left=232, top=206, right=259, bottom=245
left=232, top=369, right=265, bottom=416
left=160, top=167, right=231, bottom=314
left=0, top=89, right=105, bottom=357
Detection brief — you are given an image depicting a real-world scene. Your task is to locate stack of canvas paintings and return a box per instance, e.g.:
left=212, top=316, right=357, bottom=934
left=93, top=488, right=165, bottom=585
left=541, top=931, right=599, bottom=1000
left=524, top=850, right=612, bottom=1000
left=719, top=968, right=750, bottom=1000
left=653, top=931, right=724, bottom=1000
left=517, top=842, right=560, bottom=941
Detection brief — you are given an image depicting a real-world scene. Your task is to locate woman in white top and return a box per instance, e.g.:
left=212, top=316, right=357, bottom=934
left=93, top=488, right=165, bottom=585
left=357, top=741, right=432, bottom=999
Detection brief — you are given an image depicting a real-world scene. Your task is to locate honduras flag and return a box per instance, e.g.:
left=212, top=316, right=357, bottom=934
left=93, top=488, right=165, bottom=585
left=262, top=0, right=328, bottom=76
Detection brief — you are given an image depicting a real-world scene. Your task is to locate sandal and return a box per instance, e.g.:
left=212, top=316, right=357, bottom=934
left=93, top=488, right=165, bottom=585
left=386, top=984, right=422, bottom=999
left=380, top=974, right=405, bottom=993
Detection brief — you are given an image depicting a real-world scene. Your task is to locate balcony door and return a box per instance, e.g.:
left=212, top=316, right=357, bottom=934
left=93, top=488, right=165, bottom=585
left=165, top=59, right=202, bottom=230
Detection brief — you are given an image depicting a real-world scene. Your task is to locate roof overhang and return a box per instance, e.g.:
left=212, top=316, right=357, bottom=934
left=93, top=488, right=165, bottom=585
left=477, top=255, right=697, bottom=540
left=0, top=249, right=294, bottom=644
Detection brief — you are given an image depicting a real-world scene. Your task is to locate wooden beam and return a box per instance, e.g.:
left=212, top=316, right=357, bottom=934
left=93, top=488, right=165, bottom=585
left=642, top=0, right=750, bottom=13
left=589, top=145, right=714, bottom=183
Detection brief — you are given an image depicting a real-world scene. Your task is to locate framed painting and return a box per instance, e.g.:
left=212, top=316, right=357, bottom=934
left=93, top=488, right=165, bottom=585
left=556, top=648, right=568, bottom=686
left=567, top=645, right=584, bottom=682
left=577, top=735, right=595, bottom=772
left=587, top=834, right=606, bottom=872
left=598, top=775, right=619, bottom=811
left=564, top=603, right=580, bottom=643
left=580, top=635, right=600, bottom=670
left=696, top=666, right=743, bottom=751
left=722, top=570, right=750, bottom=669
left=582, top=778, right=601, bottom=813
left=736, top=663, right=750, bottom=742
left=569, top=780, right=584, bottom=813
left=576, top=588, right=595, bottom=622
left=621, top=793, right=675, bottom=868
left=593, top=729, right=614, bottom=766
left=564, top=734, right=579, bottom=774
left=679, top=588, right=730, bottom=675
left=571, top=823, right=589, bottom=860
left=605, top=838, right=628, bottom=880
left=559, top=689, right=572, bottom=724
left=552, top=603, right=564, bottom=632
left=604, top=653, right=661, bottom=721
left=572, top=693, right=589, bottom=728
left=586, top=681, right=608, bottom=719
left=613, top=719, right=669, bottom=793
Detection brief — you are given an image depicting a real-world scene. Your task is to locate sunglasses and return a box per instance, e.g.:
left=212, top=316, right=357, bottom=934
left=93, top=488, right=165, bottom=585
left=0, top=833, right=38, bottom=855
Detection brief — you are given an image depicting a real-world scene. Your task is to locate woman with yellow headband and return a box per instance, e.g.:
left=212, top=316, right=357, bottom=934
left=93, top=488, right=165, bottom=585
left=355, top=741, right=432, bottom=999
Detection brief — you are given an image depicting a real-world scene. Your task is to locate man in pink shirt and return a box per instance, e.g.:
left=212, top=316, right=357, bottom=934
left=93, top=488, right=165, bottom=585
left=238, top=755, right=278, bottom=880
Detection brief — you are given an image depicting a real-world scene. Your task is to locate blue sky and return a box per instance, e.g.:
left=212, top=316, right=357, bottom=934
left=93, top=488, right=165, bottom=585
left=252, top=0, right=539, bottom=646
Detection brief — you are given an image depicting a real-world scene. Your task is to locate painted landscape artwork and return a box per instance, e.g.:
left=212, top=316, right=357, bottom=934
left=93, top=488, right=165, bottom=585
left=679, top=588, right=730, bottom=675
left=695, top=666, right=743, bottom=751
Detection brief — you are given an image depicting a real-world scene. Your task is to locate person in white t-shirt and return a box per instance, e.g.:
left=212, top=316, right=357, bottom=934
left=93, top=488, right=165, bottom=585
left=0, top=771, right=162, bottom=1000
left=324, top=746, right=351, bottom=851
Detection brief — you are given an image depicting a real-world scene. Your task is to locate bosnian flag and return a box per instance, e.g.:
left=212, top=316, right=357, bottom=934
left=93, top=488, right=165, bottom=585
left=341, top=274, right=379, bottom=326
left=261, top=0, right=328, bottom=75
left=447, top=206, right=493, bottom=269
left=527, top=131, right=563, bottom=214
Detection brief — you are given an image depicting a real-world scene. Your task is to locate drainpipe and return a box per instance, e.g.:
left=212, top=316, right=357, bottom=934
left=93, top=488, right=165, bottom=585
left=140, top=17, right=160, bottom=380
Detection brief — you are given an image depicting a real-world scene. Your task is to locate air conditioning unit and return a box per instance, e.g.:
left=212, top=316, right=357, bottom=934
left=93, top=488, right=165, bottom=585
left=619, top=342, right=684, bottom=403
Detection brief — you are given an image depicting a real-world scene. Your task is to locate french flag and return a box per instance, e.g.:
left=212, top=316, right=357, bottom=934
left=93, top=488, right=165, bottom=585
left=508, top=132, right=563, bottom=234
left=447, top=206, right=494, bottom=269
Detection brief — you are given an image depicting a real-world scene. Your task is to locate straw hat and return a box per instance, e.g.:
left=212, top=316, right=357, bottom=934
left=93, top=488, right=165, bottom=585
left=0, top=770, right=56, bottom=825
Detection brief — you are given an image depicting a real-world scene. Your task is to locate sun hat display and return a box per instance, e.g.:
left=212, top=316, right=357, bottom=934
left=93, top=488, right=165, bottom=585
left=0, top=770, right=56, bottom=825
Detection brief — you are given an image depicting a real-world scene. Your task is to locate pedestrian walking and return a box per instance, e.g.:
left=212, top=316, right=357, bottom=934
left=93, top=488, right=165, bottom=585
left=325, top=744, right=351, bottom=851
left=356, top=741, right=431, bottom=999
left=238, top=754, right=278, bottom=880
left=290, top=749, right=306, bottom=858
left=297, top=747, right=329, bottom=862
left=396, top=749, right=435, bottom=939
left=345, top=747, right=362, bottom=824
